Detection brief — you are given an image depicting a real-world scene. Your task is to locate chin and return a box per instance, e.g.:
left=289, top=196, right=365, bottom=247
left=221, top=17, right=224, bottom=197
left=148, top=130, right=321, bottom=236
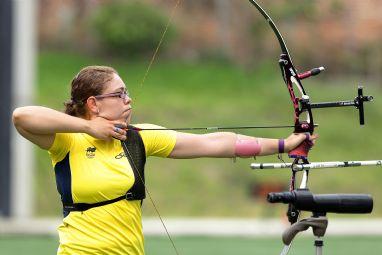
left=125, top=113, right=132, bottom=125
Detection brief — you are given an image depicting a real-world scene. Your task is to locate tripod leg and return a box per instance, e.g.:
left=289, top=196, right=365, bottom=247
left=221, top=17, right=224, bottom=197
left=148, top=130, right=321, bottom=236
left=315, top=238, right=323, bottom=255
left=280, top=245, right=291, bottom=255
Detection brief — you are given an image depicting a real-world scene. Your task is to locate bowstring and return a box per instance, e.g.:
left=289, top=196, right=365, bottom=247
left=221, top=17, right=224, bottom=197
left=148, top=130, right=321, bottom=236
left=130, top=1, right=182, bottom=254
left=135, top=0, right=182, bottom=102
left=121, top=142, right=180, bottom=255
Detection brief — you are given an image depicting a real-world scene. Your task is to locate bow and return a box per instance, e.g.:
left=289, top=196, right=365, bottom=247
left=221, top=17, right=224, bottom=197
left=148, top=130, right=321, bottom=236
left=249, top=0, right=315, bottom=139
left=248, top=0, right=375, bottom=218
left=249, top=0, right=318, bottom=225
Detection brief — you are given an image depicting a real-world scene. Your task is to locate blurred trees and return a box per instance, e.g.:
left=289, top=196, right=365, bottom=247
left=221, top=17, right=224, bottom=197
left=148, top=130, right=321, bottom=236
left=37, top=0, right=382, bottom=80
left=91, top=1, right=177, bottom=57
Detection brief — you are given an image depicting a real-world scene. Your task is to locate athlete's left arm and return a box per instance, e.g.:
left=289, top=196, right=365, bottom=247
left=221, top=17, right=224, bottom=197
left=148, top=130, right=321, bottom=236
left=168, top=132, right=311, bottom=159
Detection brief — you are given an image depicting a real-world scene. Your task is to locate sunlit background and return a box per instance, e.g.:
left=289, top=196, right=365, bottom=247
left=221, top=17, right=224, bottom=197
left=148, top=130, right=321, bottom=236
left=1, top=0, right=382, bottom=254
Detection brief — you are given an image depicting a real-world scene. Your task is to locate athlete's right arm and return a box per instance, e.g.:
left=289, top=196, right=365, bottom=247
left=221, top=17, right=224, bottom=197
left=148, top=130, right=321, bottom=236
left=12, top=106, right=127, bottom=150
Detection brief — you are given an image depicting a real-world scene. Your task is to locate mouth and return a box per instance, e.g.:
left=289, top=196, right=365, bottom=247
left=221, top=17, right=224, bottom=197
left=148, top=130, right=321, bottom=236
left=122, top=108, right=132, bottom=123
left=123, top=107, right=132, bottom=119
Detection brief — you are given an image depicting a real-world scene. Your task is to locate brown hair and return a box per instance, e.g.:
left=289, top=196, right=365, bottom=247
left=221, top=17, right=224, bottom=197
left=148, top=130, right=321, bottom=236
left=64, top=66, right=118, bottom=117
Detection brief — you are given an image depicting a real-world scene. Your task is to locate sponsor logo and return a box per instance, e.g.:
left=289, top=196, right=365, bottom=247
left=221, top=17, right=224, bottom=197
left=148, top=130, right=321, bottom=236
left=86, top=147, right=96, bottom=159
left=115, top=152, right=126, bottom=159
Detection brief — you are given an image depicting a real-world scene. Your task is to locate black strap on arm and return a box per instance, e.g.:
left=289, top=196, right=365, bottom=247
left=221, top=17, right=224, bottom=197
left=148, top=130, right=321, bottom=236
left=62, top=125, right=146, bottom=214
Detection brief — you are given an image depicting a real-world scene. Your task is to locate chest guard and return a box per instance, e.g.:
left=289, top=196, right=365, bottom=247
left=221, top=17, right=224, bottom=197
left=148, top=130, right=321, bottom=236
left=122, top=125, right=146, bottom=201
left=62, top=125, right=146, bottom=215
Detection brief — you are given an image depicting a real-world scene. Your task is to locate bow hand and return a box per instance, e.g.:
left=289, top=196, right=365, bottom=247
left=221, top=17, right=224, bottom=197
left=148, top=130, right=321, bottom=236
left=285, top=133, right=318, bottom=159
left=287, top=133, right=317, bottom=160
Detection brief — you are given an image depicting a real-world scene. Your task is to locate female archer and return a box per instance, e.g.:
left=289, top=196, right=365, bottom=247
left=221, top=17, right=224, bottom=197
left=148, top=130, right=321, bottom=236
left=12, top=66, right=316, bottom=255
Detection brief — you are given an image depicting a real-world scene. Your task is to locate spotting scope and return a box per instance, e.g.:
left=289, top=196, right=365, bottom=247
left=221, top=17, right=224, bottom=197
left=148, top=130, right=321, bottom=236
left=267, top=189, right=373, bottom=214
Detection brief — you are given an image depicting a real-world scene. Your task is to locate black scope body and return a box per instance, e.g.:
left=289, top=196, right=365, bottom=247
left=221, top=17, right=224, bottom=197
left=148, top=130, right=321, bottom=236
left=267, top=189, right=373, bottom=214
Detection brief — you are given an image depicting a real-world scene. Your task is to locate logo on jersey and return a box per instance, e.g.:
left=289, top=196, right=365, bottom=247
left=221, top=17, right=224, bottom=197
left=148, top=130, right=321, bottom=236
left=115, top=151, right=126, bottom=159
left=86, top=147, right=96, bottom=159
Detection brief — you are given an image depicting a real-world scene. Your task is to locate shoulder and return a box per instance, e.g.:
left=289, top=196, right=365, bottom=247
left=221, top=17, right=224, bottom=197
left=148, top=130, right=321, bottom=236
left=132, top=123, right=176, bottom=140
left=131, top=123, right=177, bottom=157
left=48, top=133, right=91, bottom=163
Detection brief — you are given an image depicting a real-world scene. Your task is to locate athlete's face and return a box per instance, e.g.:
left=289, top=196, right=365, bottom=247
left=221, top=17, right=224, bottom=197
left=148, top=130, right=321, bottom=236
left=95, top=73, right=132, bottom=123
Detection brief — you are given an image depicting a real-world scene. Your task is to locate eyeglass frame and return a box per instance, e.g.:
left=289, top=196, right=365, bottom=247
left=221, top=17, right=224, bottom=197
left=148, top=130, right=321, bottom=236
left=94, top=90, right=130, bottom=102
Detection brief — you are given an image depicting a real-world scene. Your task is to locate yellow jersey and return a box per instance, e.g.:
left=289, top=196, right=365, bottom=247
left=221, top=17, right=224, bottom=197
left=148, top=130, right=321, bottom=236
left=48, top=124, right=176, bottom=255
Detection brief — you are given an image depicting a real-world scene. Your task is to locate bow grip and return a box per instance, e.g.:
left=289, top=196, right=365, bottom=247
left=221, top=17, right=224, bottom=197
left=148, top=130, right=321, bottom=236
left=288, top=134, right=313, bottom=159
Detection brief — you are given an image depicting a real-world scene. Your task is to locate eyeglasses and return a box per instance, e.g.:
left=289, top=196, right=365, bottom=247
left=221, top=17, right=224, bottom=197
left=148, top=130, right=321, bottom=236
left=94, top=91, right=130, bottom=103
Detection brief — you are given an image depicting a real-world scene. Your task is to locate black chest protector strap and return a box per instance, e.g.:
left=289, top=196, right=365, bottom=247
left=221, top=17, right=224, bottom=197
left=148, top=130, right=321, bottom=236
left=121, top=125, right=146, bottom=201
left=62, top=125, right=146, bottom=214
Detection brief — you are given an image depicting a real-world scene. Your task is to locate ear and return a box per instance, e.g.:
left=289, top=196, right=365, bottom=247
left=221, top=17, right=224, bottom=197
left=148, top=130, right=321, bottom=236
left=86, top=96, right=99, bottom=115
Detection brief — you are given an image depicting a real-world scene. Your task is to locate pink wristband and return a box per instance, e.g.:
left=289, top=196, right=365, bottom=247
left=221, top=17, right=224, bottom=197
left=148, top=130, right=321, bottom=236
left=235, top=139, right=261, bottom=157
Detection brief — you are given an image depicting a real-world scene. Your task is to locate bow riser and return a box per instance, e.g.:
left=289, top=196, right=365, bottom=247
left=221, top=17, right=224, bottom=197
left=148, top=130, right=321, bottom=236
left=278, top=54, right=314, bottom=135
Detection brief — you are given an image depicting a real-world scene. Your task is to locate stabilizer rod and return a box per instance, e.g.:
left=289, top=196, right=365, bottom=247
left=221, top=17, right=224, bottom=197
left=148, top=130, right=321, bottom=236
left=251, top=160, right=382, bottom=171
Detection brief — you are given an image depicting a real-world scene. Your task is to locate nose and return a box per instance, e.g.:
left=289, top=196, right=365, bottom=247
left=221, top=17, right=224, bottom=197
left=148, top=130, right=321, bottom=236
left=124, top=95, right=132, bottom=105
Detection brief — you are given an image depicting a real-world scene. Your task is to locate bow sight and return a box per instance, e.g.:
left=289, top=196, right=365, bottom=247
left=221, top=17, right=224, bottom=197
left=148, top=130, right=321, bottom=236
left=310, top=86, right=373, bottom=125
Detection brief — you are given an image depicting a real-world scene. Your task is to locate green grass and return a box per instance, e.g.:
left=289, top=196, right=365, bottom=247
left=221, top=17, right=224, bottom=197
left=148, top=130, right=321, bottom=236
left=34, top=51, right=382, bottom=218
left=1, top=235, right=382, bottom=255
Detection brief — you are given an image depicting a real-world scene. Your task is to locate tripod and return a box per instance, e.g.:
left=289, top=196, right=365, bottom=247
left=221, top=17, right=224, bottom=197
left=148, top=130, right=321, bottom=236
left=280, top=214, right=327, bottom=255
